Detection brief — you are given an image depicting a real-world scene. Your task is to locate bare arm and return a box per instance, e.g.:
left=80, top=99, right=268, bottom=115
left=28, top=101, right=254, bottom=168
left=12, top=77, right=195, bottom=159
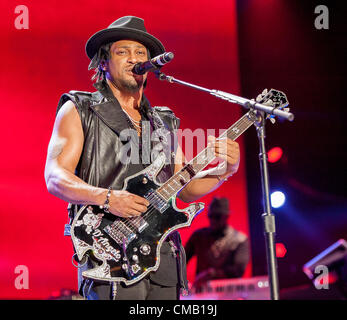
left=44, top=100, right=149, bottom=217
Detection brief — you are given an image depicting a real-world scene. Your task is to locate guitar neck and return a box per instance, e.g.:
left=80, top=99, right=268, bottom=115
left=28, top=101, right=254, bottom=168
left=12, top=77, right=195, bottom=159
left=157, top=111, right=257, bottom=201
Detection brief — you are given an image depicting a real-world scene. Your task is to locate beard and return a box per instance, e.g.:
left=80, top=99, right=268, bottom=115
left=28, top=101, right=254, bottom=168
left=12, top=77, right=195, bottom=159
left=118, top=77, right=142, bottom=93
left=107, top=70, right=145, bottom=94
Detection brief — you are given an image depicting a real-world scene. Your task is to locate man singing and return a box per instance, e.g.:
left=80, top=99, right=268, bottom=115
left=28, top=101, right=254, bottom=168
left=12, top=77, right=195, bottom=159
left=44, top=16, right=240, bottom=300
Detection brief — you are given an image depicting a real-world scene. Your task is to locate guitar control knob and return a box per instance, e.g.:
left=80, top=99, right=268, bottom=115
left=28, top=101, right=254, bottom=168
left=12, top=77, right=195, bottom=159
left=140, top=244, right=151, bottom=255
left=132, top=255, right=139, bottom=262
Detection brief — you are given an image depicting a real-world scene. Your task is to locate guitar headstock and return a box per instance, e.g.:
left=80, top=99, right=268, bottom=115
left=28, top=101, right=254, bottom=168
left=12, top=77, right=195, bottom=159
left=254, top=89, right=290, bottom=124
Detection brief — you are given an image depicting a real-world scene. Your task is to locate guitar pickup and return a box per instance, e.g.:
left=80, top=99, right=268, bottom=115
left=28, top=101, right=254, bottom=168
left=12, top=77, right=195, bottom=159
left=128, top=216, right=149, bottom=233
left=145, top=189, right=169, bottom=213
left=104, top=221, right=136, bottom=248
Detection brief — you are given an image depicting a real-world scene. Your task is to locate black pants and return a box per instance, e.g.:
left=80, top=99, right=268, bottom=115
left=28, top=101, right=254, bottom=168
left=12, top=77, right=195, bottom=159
left=81, top=276, right=179, bottom=300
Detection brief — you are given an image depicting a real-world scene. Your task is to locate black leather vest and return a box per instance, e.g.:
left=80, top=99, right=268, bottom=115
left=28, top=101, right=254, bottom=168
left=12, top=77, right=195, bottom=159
left=57, top=81, right=178, bottom=189
left=56, top=81, right=187, bottom=290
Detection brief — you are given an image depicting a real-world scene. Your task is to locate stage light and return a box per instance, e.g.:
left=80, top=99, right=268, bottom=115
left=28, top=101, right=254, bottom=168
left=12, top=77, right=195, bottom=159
left=268, top=147, right=283, bottom=163
left=271, top=191, right=286, bottom=208
left=276, top=243, right=287, bottom=258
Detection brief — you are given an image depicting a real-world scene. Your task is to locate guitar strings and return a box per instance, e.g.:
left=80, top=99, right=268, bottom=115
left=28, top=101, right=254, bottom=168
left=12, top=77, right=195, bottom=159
left=154, top=115, right=252, bottom=201
left=114, top=116, right=255, bottom=234
left=126, top=116, right=253, bottom=226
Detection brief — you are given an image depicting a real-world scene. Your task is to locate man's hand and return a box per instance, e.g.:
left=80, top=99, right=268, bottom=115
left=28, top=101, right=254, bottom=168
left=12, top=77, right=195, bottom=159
left=175, top=135, right=241, bottom=203
left=108, top=190, right=150, bottom=218
left=208, top=136, right=240, bottom=177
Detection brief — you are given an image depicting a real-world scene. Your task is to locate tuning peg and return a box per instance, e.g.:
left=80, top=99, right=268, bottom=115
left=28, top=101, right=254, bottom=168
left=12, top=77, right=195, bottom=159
left=264, top=99, right=274, bottom=106
left=283, top=107, right=290, bottom=112
left=269, top=118, right=276, bottom=124
left=256, top=95, right=262, bottom=102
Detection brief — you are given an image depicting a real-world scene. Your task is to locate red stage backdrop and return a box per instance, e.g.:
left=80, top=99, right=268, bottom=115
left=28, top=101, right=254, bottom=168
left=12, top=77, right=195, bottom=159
left=0, top=0, right=250, bottom=298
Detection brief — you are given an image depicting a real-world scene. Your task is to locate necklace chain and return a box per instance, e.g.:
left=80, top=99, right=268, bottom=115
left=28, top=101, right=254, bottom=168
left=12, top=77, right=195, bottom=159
left=122, top=107, right=141, bottom=130
left=107, top=80, right=142, bottom=131
left=122, top=108, right=140, bottom=123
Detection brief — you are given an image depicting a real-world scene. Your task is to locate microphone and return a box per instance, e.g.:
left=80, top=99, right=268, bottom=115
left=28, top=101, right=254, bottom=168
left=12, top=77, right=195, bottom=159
left=132, top=52, right=174, bottom=75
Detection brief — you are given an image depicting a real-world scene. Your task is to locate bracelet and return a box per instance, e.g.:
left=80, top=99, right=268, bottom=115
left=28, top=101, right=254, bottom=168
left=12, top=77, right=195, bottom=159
left=100, top=187, right=112, bottom=213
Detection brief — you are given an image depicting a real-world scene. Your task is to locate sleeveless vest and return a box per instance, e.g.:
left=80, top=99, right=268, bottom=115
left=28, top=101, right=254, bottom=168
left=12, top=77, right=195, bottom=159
left=56, top=80, right=187, bottom=291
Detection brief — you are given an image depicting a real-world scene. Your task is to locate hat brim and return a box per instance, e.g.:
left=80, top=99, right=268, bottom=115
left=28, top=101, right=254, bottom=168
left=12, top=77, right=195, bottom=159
left=85, top=27, right=165, bottom=60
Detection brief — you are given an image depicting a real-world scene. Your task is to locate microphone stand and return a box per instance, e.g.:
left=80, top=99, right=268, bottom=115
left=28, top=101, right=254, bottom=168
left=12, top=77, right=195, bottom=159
left=155, top=70, right=294, bottom=300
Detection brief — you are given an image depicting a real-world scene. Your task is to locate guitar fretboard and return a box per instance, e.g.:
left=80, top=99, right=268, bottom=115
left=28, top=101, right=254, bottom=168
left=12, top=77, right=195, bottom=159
left=157, top=111, right=257, bottom=201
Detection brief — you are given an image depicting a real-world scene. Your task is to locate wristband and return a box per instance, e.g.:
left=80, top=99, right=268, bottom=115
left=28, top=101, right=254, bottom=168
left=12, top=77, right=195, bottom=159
left=100, top=187, right=112, bottom=213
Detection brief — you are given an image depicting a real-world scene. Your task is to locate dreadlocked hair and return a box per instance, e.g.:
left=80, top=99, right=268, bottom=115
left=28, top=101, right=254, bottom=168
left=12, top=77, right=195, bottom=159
left=88, top=42, right=113, bottom=82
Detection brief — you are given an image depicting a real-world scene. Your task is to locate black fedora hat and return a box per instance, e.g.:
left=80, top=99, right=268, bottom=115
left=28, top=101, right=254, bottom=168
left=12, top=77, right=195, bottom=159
left=85, top=16, right=165, bottom=60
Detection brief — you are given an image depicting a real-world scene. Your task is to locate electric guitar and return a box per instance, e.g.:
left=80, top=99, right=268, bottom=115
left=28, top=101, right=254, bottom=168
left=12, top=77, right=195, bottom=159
left=70, top=89, right=289, bottom=285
